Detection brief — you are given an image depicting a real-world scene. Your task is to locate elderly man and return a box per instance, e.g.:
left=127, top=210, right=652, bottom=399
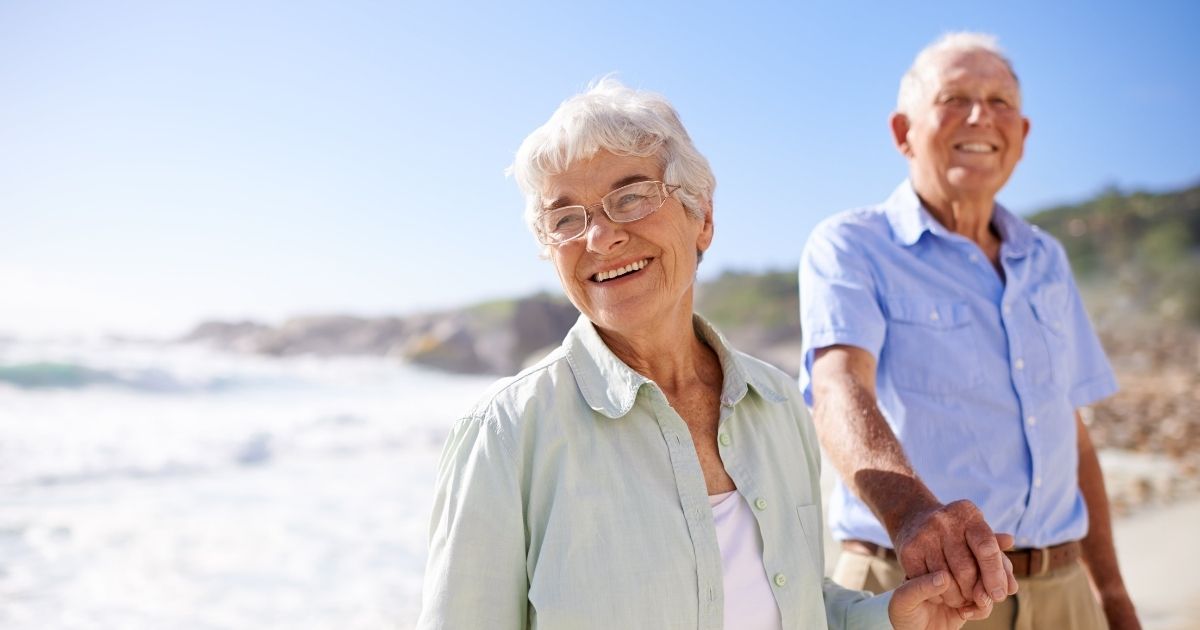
left=799, top=33, right=1139, bottom=629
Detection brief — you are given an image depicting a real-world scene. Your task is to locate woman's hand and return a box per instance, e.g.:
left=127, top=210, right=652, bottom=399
left=889, top=570, right=994, bottom=630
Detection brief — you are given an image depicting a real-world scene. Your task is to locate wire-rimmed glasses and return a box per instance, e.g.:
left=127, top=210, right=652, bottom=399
left=534, top=180, right=681, bottom=245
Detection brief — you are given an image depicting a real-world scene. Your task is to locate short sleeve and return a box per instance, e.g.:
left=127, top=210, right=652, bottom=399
left=417, top=413, right=528, bottom=630
left=1056, top=249, right=1118, bottom=407
left=799, top=218, right=887, bottom=405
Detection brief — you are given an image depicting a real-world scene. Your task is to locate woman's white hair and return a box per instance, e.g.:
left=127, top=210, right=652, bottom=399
left=897, top=32, right=1020, bottom=115
left=509, top=77, right=716, bottom=248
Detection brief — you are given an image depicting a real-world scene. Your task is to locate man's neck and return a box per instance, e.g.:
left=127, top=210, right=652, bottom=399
left=913, top=185, right=1003, bottom=268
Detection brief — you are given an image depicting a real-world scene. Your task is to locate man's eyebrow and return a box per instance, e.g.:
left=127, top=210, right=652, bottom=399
left=543, top=174, right=656, bottom=210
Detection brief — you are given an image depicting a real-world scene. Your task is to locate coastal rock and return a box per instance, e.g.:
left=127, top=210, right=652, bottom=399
left=179, top=294, right=579, bottom=375
left=401, top=318, right=486, bottom=373
left=181, top=321, right=272, bottom=354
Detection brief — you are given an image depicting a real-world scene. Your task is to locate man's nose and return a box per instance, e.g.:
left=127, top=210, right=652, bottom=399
left=585, top=210, right=629, bottom=254
left=966, top=99, right=994, bottom=126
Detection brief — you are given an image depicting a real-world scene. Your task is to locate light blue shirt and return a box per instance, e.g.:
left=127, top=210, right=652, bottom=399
left=799, top=181, right=1117, bottom=550
left=419, top=314, right=892, bottom=629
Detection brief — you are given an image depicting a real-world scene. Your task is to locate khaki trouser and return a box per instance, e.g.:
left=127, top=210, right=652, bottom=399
left=832, top=549, right=1109, bottom=630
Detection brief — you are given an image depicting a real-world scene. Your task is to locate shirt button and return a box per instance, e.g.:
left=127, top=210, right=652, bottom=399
left=1027, top=416, right=1037, bottom=426
left=1034, top=477, right=1043, bottom=488
left=929, top=310, right=940, bottom=322
left=1003, top=305, right=1012, bottom=315
left=718, top=433, right=731, bottom=447
left=969, top=254, right=979, bottom=263
left=1014, top=358, right=1025, bottom=370
left=773, top=573, right=787, bottom=587
left=754, top=497, right=768, bottom=510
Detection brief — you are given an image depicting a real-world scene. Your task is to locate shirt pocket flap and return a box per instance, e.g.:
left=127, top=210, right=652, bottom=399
left=1029, top=282, right=1068, bottom=332
left=884, top=297, right=971, bottom=329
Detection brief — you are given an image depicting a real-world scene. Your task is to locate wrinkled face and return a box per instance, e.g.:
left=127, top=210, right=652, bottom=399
left=897, top=50, right=1030, bottom=203
left=540, top=151, right=713, bottom=337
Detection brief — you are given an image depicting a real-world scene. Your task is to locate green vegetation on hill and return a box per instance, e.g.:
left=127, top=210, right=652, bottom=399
left=695, top=269, right=799, bottom=332
left=1027, top=183, right=1200, bottom=324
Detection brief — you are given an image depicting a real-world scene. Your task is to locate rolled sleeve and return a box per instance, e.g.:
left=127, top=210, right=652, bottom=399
left=799, top=219, right=886, bottom=405
left=417, top=414, right=527, bottom=630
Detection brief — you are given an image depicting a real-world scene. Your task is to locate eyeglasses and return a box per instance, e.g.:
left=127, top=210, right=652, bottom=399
left=534, top=180, right=681, bottom=245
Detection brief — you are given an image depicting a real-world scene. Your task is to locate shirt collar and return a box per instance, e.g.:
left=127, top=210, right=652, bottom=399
left=884, top=180, right=943, bottom=246
left=885, top=180, right=1035, bottom=258
left=563, top=313, right=786, bottom=419
left=991, top=203, right=1035, bottom=259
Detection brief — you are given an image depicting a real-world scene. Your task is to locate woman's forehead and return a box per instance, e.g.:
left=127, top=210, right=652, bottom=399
left=541, top=152, right=663, bottom=204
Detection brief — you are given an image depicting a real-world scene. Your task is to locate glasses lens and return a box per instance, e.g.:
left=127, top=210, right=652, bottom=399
left=537, top=207, right=587, bottom=244
left=603, top=181, right=664, bottom=221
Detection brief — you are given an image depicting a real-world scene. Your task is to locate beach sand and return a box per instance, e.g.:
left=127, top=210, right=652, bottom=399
left=1115, top=498, right=1200, bottom=630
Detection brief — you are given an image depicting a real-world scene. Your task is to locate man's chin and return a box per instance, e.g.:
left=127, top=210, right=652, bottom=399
left=945, top=170, right=1009, bottom=198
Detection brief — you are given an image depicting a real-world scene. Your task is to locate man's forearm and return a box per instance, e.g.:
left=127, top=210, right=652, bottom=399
left=813, top=370, right=940, bottom=538
left=1077, top=412, right=1141, bottom=628
left=1075, top=413, right=1134, bottom=602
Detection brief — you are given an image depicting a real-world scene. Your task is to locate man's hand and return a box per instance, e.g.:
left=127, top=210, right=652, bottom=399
left=889, top=570, right=992, bottom=630
left=894, top=500, right=1018, bottom=610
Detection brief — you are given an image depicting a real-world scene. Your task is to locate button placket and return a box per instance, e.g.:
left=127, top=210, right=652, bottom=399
left=652, top=401, right=723, bottom=629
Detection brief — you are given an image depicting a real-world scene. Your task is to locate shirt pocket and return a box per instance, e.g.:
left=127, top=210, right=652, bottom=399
left=882, top=296, right=983, bottom=395
left=795, top=503, right=824, bottom=576
left=1029, top=282, right=1070, bottom=385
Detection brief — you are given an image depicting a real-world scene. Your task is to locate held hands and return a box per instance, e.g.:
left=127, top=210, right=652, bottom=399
left=894, top=500, right=1018, bottom=611
left=889, top=571, right=991, bottom=630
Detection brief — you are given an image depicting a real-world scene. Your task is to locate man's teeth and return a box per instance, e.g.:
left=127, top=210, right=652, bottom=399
left=595, top=259, right=648, bottom=282
left=957, top=142, right=996, bottom=153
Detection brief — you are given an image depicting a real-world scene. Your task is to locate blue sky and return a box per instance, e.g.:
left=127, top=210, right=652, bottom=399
left=2, top=1, right=1197, bottom=337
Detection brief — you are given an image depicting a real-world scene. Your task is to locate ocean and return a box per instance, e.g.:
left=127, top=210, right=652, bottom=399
left=0, top=336, right=495, bottom=629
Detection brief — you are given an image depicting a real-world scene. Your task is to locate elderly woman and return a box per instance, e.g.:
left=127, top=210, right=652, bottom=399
left=417, top=79, right=992, bottom=629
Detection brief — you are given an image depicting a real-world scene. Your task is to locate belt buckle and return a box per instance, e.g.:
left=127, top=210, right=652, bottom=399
left=1032, top=547, right=1051, bottom=577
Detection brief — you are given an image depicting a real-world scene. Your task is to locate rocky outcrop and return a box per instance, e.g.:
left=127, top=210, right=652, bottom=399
left=180, top=295, right=579, bottom=375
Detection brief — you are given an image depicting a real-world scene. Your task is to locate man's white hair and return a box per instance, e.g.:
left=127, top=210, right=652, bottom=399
left=509, top=77, right=716, bottom=249
left=897, top=32, right=1020, bottom=116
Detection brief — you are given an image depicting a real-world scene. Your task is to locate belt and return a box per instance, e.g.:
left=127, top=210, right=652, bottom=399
left=841, top=539, right=1082, bottom=578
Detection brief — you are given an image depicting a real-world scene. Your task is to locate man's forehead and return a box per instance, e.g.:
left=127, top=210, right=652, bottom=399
left=928, top=50, right=1018, bottom=87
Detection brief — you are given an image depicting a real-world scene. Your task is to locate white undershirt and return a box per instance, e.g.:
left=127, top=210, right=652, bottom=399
left=709, top=490, right=784, bottom=630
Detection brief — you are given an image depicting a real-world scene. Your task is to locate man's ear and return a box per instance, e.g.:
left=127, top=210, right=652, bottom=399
left=889, top=113, right=914, bottom=157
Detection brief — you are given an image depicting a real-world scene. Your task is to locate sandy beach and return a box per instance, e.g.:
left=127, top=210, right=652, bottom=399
left=1115, top=498, right=1200, bottom=630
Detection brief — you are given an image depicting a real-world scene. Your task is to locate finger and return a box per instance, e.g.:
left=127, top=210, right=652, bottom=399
left=1004, top=553, right=1019, bottom=596
left=955, top=598, right=995, bottom=622
left=965, top=522, right=1008, bottom=604
left=995, top=532, right=1015, bottom=550
left=969, top=582, right=995, bottom=620
left=942, top=536, right=981, bottom=608
left=924, top=552, right=965, bottom=607
left=892, top=570, right=952, bottom=614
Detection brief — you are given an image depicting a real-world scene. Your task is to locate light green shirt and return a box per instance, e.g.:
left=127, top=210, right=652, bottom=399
left=418, top=314, right=892, bottom=629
